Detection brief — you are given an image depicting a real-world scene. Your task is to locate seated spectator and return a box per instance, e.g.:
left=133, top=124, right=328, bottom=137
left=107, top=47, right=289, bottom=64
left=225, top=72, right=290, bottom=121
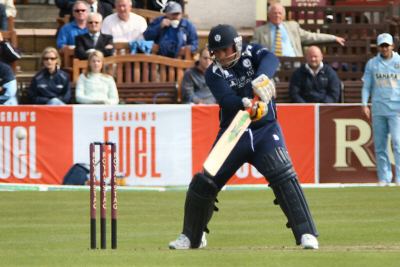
left=86, top=0, right=113, bottom=19
left=0, top=60, right=17, bottom=105
left=182, top=48, right=215, bottom=104
left=143, top=1, right=198, bottom=58
left=252, top=3, right=345, bottom=57
left=75, top=12, right=114, bottom=59
left=28, top=47, right=71, bottom=105
left=101, top=0, right=147, bottom=43
left=289, top=46, right=341, bottom=103
left=0, top=0, right=16, bottom=30
left=57, top=1, right=89, bottom=49
left=75, top=50, right=119, bottom=104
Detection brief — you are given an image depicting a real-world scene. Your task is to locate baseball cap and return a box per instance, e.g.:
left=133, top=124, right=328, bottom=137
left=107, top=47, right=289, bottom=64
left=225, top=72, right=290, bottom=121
left=377, top=33, right=393, bottom=46
left=164, top=1, right=182, bottom=14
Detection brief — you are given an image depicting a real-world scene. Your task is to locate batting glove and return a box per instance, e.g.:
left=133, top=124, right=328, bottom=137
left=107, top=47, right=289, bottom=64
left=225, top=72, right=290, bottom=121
left=251, top=74, right=276, bottom=104
left=242, top=97, right=268, bottom=121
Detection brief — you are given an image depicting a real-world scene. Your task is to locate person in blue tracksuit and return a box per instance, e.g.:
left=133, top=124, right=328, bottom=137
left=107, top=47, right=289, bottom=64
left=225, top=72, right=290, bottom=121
left=362, top=33, right=400, bottom=186
left=169, top=24, right=319, bottom=250
left=143, top=1, right=198, bottom=58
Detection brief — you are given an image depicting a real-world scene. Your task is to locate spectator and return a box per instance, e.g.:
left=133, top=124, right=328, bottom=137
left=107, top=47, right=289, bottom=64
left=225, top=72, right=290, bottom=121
left=0, top=0, right=16, bottom=31
left=75, top=50, right=119, bottom=104
left=0, top=32, right=21, bottom=65
left=75, top=13, right=114, bottom=59
left=143, top=1, right=198, bottom=58
left=57, top=1, right=89, bottom=49
left=0, top=60, right=17, bottom=105
left=143, top=0, right=184, bottom=11
left=101, top=0, right=147, bottom=43
left=86, top=0, right=113, bottom=19
left=252, top=3, right=345, bottom=57
left=361, top=33, right=400, bottom=186
left=28, top=47, right=71, bottom=105
left=289, top=46, right=341, bottom=103
left=55, top=0, right=76, bottom=18
left=182, top=48, right=215, bottom=104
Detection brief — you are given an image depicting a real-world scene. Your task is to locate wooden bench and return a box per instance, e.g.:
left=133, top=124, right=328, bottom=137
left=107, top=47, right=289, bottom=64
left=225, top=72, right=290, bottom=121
left=274, top=55, right=368, bottom=103
left=318, top=39, right=372, bottom=56
left=342, top=80, right=363, bottom=103
left=72, top=54, right=194, bottom=103
left=118, top=82, right=178, bottom=104
left=276, top=55, right=368, bottom=82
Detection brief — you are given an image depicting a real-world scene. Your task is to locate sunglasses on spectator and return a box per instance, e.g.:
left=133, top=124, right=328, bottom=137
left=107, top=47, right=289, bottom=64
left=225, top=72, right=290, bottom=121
left=74, top=9, right=87, bottom=13
left=88, top=21, right=100, bottom=24
left=43, top=57, right=57, bottom=61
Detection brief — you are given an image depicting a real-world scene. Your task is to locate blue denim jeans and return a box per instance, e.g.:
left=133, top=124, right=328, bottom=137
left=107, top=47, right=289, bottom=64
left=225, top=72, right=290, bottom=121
left=0, top=4, right=7, bottom=31
left=372, top=114, right=400, bottom=183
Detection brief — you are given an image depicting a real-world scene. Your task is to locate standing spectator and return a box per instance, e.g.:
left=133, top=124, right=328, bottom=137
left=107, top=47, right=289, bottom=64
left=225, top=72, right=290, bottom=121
left=86, top=0, right=113, bottom=19
left=75, top=13, right=114, bottom=59
left=75, top=50, right=119, bottom=104
left=0, top=60, right=17, bottom=105
left=289, top=46, right=341, bottom=103
left=361, top=33, right=400, bottom=186
left=252, top=3, right=345, bottom=57
left=143, top=1, right=198, bottom=58
left=143, top=0, right=184, bottom=11
left=101, top=0, right=147, bottom=43
left=28, top=47, right=71, bottom=105
left=182, top=48, right=215, bottom=104
left=55, top=0, right=76, bottom=18
left=0, top=32, right=21, bottom=65
left=57, top=1, right=89, bottom=49
left=0, top=0, right=16, bottom=30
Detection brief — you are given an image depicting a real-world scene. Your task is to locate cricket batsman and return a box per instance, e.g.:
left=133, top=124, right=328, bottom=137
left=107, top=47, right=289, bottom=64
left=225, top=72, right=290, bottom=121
left=169, top=24, right=319, bottom=250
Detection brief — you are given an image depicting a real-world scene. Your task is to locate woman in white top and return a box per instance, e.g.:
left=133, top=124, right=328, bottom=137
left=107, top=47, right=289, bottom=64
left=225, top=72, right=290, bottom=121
left=75, top=50, right=119, bottom=104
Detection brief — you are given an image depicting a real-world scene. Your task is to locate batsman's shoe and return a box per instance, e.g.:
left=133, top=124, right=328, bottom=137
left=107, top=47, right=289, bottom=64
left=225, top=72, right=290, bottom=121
left=301, top=234, right=319, bottom=249
left=169, top=232, right=207, bottom=250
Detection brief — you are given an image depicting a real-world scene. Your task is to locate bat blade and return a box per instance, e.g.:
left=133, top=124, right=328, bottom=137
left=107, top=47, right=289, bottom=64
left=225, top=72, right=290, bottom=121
left=203, top=110, right=251, bottom=176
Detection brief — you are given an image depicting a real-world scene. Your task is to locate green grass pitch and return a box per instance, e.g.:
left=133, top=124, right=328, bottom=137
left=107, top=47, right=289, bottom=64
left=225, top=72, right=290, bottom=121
left=0, top=187, right=399, bottom=267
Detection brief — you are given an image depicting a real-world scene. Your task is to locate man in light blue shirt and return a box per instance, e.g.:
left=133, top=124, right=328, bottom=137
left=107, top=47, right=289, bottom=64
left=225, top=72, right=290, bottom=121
left=362, top=33, right=400, bottom=186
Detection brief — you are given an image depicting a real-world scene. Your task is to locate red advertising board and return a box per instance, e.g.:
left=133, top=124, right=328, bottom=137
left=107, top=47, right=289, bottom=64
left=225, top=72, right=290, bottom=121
left=0, top=106, right=73, bottom=184
left=192, top=105, right=316, bottom=184
left=319, top=105, right=377, bottom=183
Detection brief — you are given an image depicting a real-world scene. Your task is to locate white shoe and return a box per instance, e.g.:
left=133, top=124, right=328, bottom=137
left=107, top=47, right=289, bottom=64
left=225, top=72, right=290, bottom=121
left=378, top=181, right=389, bottom=187
left=199, top=232, right=207, bottom=248
left=169, top=232, right=207, bottom=250
left=301, top=234, right=319, bottom=249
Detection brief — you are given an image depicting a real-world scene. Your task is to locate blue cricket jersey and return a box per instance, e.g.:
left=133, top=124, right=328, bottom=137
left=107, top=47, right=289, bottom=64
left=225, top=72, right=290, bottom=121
left=205, top=43, right=279, bottom=130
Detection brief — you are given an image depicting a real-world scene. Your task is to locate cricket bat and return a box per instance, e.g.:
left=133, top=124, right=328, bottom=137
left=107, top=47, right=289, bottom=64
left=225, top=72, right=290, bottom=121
left=203, top=110, right=251, bottom=177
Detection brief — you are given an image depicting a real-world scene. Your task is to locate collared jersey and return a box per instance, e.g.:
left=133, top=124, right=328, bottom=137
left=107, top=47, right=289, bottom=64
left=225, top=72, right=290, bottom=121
left=362, top=52, right=400, bottom=115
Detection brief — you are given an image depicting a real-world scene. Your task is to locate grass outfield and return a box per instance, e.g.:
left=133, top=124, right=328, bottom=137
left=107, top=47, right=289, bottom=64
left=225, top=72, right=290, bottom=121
left=1, top=187, right=399, bottom=267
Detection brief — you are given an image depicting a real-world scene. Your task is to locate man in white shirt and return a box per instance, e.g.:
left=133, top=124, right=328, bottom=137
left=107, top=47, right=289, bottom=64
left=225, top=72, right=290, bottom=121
left=101, top=0, right=147, bottom=42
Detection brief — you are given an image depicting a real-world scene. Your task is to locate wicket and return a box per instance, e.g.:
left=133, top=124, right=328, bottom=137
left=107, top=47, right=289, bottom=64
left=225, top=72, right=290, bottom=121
left=89, top=142, right=117, bottom=250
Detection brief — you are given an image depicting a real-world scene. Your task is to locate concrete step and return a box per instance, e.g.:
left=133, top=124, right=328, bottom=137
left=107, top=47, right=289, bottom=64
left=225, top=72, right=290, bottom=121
left=16, top=4, right=58, bottom=22
left=18, top=53, right=41, bottom=72
left=15, top=4, right=59, bottom=29
left=15, top=19, right=57, bottom=29
left=16, top=29, right=56, bottom=53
